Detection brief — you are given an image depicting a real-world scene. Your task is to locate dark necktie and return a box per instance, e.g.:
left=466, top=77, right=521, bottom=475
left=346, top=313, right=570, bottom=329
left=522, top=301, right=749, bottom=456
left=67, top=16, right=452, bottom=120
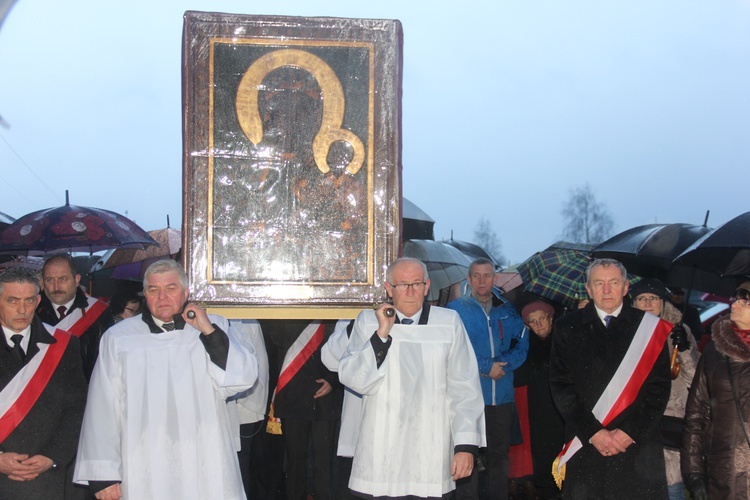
left=10, top=334, right=25, bottom=362
left=57, top=306, right=67, bottom=319
left=401, top=318, right=414, bottom=325
left=604, top=315, right=613, bottom=327
left=162, top=322, right=176, bottom=332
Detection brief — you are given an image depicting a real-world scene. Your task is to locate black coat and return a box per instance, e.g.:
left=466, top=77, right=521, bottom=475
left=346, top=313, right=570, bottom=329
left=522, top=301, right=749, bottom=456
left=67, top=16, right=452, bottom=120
left=37, top=288, right=114, bottom=381
left=550, top=303, right=671, bottom=499
left=524, top=331, right=565, bottom=496
left=0, top=316, right=88, bottom=498
left=261, top=320, right=343, bottom=421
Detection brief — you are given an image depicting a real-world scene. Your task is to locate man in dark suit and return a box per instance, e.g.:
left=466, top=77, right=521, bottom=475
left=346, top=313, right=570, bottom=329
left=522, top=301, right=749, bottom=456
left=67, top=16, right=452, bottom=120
left=37, top=254, right=114, bottom=381
left=0, top=266, right=87, bottom=498
left=549, top=258, right=671, bottom=499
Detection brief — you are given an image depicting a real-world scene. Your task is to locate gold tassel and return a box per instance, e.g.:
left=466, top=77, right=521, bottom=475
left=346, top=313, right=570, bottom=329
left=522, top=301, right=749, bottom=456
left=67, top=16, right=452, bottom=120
left=266, top=403, right=282, bottom=435
left=551, top=455, right=565, bottom=490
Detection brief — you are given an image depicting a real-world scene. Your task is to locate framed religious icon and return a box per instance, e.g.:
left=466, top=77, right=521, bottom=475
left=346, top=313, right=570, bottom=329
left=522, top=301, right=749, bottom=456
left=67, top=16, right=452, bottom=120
left=182, top=11, right=403, bottom=318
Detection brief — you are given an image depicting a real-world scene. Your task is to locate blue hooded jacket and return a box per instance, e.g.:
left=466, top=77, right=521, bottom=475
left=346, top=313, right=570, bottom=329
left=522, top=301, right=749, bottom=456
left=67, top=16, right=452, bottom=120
left=447, top=294, right=528, bottom=406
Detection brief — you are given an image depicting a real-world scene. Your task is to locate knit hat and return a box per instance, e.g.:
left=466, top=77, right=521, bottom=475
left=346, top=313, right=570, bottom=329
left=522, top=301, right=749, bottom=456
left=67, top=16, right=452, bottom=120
left=521, top=301, right=555, bottom=324
left=629, top=278, right=670, bottom=301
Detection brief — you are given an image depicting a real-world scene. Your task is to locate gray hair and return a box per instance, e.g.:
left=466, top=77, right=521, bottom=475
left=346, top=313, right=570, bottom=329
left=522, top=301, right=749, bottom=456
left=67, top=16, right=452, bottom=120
left=586, top=258, right=627, bottom=284
left=0, top=267, right=41, bottom=295
left=386, top=257, right=429, bottom=284
left=469, top=257, right=495, bottom=275
left=144, top=260, right=188, bottom=290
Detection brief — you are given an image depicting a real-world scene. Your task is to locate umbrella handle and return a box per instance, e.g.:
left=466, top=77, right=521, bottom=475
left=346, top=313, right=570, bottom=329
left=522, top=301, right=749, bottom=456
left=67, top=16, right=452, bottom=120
left=670, top=346, right=681, bottom=380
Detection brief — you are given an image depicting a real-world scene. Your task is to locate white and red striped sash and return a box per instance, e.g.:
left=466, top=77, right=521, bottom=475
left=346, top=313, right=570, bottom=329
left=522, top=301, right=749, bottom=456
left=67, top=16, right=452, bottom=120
left=554, top=313, right=672, bottom=474
left=266, top=322, right=326, bottom=434
left=0, top=328, right=71, bottom=443
left=55, top=296, right=108, bottom=338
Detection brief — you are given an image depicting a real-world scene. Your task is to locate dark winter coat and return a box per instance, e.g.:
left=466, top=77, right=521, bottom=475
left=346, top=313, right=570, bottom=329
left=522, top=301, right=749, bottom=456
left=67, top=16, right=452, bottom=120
left=0, top=316, right=88, bottom=498
left=261, top=319, right=343, bottom=420
left=550, top=302, right=671, bottom=499
left=37, top=288, right=114, bottom=381
left=681, top=317, right=750, bottom=499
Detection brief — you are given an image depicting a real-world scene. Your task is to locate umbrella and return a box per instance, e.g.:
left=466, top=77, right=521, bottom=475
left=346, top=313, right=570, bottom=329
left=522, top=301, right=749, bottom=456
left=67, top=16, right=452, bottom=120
left=494, top=268, right=523, bottom=293
left=95, top=227, right=181, bottom=281
left=0, top=191, right=157, bottom=255
left=517, top=243, right=594, bottom=309
left=402, top=239, right=472, bottom=302
left=674, top=211, right=750, bottom=277
left=402, top=198, right=435, bottom=241
left=0, top=211, right=14, bottom=225
left=593, top=223, right=712, bottom=280
left=445, top=239, right=500, bottom=267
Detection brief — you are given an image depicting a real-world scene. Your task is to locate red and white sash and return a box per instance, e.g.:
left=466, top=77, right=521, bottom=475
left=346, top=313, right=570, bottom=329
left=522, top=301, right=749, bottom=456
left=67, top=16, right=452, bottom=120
left=553, top=313, right=672, bottom=479
left=0, top=327, right=71, bottom=443
left=56, top=296, right=108, bottom=338
left=267, top=322, right=326, bottom=434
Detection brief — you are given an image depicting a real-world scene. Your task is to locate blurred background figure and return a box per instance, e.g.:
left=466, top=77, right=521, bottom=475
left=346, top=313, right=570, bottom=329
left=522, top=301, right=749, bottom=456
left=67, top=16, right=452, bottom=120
left=629, top=279, right=699, bottom=500
left=667, top=288, right=704, bottom=342
left=682, top=282, right=750, bottom=500
left=520, top=301, right=564, bottom=499
left=109, top=290, right=142, bottom=323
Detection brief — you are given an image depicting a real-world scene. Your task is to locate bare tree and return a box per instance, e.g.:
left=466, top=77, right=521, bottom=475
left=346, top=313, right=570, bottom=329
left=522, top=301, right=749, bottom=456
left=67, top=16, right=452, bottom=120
left=472, top=217, right=505, bottom=264
left=561, top=183, right=614, bottom=244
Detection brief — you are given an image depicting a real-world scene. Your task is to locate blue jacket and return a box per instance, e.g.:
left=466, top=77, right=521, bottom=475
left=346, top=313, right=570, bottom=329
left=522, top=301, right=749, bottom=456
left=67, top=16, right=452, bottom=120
left=447, top=294, right=528, bottom=406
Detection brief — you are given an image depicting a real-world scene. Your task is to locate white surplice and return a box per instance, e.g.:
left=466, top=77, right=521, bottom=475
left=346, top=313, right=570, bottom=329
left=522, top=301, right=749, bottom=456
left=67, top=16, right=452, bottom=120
left=321, top=319, right=362, bottom=458
left=339, top=306, right=485, bottom=499
left=74, top=314, right=258, bottom=500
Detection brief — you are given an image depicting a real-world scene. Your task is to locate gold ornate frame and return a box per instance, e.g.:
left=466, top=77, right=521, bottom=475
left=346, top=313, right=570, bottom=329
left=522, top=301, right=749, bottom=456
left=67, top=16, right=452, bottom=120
left=182, top=12, right=402, bottom=318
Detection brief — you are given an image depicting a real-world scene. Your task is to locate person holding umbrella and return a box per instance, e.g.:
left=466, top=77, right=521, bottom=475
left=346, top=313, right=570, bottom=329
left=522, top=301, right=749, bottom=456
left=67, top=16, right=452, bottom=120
left=682, top=281, right=750, bottom=500
left=629, top=278, right=699, bottom=500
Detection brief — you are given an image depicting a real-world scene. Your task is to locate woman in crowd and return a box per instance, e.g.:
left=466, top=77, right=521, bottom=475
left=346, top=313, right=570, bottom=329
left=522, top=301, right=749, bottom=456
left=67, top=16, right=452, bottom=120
left=630, top=278, right=699, bottom=500
left=109, top=290, right=142, bottom=323
left=682, top=282, right=750, bottom=500
left=520, top=301, right=565, bottom=499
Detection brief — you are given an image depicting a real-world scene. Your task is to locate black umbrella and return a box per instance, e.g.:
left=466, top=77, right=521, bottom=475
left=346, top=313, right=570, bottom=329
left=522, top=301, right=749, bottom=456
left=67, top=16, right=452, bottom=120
left=0, top=191, right=157, bottom=255
left=445, top=239, right=500, bottom=267
left=674, top=211, right=750, bottom=277
left=593, top=223, right=712, bottom=280
left=402, top=198, right=435, bottom=241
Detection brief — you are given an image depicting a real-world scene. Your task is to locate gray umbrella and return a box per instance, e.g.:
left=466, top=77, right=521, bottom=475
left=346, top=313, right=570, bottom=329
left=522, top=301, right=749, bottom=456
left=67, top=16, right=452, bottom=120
left=402, top=239, right=472, bottom=302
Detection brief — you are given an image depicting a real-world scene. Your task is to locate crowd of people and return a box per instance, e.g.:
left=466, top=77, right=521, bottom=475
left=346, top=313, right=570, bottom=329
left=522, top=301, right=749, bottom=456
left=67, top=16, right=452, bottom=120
left=0, top=253, right=747, bottom=499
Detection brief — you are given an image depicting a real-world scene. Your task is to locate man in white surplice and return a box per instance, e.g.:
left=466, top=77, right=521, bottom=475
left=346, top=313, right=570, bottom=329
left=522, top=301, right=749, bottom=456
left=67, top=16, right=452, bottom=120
left=339, top=257, right=485, bottom=499
left=74, top=260, right=259, bottom=500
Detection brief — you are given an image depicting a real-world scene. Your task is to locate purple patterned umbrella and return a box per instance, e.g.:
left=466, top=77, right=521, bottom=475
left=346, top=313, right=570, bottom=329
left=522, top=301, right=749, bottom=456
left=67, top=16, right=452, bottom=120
left=0, top=192, right=157, bottom=255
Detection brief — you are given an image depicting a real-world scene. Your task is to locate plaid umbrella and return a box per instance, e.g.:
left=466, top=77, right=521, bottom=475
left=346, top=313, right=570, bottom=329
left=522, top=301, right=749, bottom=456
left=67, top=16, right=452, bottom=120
left=517, top=244, right=593, bottom=309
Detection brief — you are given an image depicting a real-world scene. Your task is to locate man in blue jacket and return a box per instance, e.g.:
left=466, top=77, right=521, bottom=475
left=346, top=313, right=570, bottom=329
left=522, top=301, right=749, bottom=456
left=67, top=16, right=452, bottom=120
left=448, top=257, right=528, bottom=500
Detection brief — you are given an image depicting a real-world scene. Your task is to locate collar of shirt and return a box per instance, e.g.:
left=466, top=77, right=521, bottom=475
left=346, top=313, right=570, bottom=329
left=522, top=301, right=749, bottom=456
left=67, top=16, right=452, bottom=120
left=152, top=317, right=174, bottom=331
left=2, top=325, right=31, bottom=352
left=51, top=297, right=76, bottom=317
left=397, top=308, right=422, bottom=325
left=594, top=303, right=624, bottom=325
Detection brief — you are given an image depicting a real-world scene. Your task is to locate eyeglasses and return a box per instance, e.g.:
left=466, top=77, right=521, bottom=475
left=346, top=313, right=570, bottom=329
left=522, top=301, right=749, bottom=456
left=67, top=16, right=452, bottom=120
left=528, top=315, right=551, bottom=326
left=124, top=307, right=138, bottom=314
left=731, top=297, right=750, bottom=307
left=388, top=282, right=426, bottom=291
left=634, top=295, right=662, bottom=304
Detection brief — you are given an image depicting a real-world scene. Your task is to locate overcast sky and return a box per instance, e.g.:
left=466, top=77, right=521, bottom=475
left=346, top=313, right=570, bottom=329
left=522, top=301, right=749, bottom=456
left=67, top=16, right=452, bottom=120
left=1, top=0, right=748, bottom=265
